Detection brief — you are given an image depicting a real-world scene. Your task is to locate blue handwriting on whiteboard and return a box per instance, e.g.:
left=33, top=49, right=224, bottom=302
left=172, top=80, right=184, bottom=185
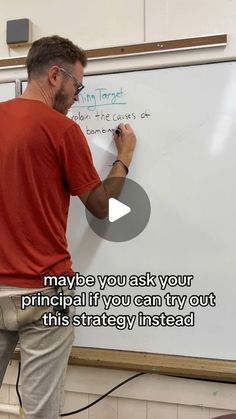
left=74, top=87, right=126, bottom=111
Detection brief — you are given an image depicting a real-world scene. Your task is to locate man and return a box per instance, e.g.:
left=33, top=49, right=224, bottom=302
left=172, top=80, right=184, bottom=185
left=0, top=35, right=136, bottom=418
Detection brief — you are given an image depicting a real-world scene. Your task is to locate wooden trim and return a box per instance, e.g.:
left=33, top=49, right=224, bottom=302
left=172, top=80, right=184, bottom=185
left=12, top=347, right=236, bottom=383
left=86, top=35, right=227, bottom=58
left=0, top=35, right=227, bottom=69
left=0, top=56, right=26, bottom=68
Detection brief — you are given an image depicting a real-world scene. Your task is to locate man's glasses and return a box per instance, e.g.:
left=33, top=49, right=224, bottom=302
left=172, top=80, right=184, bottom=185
left=59, top=67, right=84, bottom=96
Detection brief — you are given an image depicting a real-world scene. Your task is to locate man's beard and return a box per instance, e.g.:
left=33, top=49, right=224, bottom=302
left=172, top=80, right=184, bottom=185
left=53, top=85, right=71, bottom=115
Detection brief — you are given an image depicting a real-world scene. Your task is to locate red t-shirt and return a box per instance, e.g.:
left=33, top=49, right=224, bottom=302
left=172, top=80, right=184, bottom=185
left=0, top=98, right=101, bottom=287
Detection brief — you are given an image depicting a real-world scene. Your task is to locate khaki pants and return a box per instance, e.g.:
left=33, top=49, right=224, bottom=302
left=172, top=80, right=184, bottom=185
left=0, top=287, right=75, bottom=419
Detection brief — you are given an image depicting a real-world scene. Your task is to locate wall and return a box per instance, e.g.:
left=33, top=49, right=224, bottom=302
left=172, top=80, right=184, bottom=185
left=0, top=361, right=236, bottom=419
left=0, top=0, right=236, bottom=418
left=1, top=0, right=236, bottom=80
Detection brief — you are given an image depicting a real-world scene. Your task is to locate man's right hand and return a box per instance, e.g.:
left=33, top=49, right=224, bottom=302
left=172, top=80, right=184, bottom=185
left=113, top=123, right=137, bottom=167
left=79, top=124, right=137, bottom=218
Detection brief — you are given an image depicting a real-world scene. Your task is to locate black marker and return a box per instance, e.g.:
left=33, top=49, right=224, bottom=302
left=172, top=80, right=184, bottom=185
left=115, top=128, right=121, bottom=136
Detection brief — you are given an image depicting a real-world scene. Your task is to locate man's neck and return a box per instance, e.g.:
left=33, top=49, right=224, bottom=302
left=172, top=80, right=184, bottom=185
left=21, top=81, right=54, bottom=108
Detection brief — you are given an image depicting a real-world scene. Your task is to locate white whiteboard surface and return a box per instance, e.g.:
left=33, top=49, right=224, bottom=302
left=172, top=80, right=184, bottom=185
left=21, top=63, right=236, bottom=360
left=0, top=82, right=15, bottom=100
left=66, top=61, right=236, bottom=360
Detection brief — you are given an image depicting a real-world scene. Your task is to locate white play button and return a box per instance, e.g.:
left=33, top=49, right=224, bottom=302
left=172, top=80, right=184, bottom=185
left=108, top=198, right=131, bottom=223
left=86, top=178, right=151, bottom=242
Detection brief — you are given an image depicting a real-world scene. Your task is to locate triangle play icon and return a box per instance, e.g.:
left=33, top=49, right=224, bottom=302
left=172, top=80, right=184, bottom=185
left=108, top=198, right=131, bottom=223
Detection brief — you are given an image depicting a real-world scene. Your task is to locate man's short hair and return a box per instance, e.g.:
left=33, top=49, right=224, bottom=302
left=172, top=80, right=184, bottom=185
left=26, top=35, right=87, bottom=78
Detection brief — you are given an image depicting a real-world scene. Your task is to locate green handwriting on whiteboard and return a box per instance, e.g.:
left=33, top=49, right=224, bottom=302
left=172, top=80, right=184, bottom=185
left=70, top=110, right=152, bottom=134
left=74, top=87, right=126, bottom=111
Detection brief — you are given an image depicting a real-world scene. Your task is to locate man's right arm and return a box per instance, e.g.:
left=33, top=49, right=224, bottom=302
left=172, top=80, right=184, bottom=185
left=79, top=123, right=136, bottom=219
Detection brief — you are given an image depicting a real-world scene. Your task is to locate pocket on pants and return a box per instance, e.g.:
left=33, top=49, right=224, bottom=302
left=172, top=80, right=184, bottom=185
left=11, top=292, right=55, bottom=329
left=11, top=287, right=75, bottom=328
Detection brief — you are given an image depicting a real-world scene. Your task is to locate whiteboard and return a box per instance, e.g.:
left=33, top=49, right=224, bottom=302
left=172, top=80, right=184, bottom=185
left=65, top=61, right=236, bottom=361
left=0, top=82, right=15, bottom=100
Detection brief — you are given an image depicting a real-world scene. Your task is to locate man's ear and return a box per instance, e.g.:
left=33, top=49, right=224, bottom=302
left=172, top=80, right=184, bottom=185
left=48, top=65, right=60, bottom=88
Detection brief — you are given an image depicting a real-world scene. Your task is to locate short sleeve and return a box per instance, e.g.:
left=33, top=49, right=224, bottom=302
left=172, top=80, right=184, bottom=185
left=59, top=123, right=101, bottom=196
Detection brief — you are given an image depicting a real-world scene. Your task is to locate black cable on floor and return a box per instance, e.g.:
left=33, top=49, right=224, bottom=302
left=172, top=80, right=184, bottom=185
left=16, top=361, right=22, bottom=408
left=16, top=360, right=146, bottom=417
left=61, top=372, right=146, bottom=417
